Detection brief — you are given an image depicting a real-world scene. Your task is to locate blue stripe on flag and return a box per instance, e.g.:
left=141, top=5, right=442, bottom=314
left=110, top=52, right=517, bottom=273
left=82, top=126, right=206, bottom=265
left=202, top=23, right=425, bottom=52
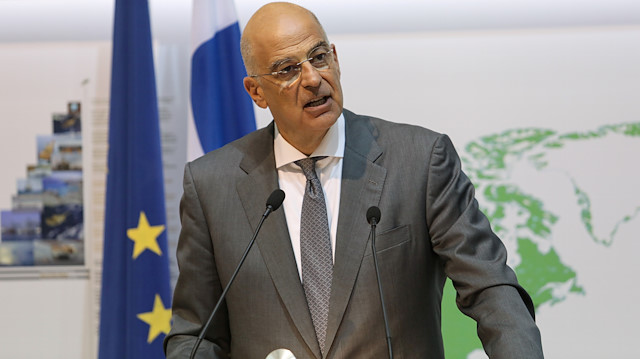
left=191, top=23, right=256, bottom=154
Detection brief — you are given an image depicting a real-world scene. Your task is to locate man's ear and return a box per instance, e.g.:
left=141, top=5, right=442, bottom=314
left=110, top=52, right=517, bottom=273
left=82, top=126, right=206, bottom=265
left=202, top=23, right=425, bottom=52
left=243, top=77, right=268, bottom=109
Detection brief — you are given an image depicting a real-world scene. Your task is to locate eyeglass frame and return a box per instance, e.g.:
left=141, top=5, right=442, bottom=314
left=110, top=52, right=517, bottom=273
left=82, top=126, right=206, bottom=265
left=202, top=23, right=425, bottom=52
left=247, top=48, right=335, bottom=86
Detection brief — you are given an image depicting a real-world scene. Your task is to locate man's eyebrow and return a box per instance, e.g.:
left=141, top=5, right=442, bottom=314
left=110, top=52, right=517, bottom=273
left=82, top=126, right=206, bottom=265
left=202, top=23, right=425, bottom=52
left=268, top=41, right=330, bottom=71
left=307, top=41, right=330, bottom=55
left=270, top=57, right=296, bottom=72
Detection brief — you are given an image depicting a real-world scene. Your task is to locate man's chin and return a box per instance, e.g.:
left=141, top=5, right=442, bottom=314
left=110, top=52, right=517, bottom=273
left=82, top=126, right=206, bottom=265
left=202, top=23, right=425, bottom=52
left=305, top=108, right=340, bottom=129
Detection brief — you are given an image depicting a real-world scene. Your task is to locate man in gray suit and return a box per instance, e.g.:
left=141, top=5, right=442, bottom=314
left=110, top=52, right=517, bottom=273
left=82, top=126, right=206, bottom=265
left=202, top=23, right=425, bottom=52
left=165, top=2, right=543, bottom=358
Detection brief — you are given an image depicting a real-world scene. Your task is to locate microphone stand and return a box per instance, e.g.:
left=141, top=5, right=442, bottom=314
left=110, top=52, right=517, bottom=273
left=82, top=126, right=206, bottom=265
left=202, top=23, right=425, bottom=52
left=368, top=207, right=393, bottom=359
left=189, top=190, right=285, bottom=359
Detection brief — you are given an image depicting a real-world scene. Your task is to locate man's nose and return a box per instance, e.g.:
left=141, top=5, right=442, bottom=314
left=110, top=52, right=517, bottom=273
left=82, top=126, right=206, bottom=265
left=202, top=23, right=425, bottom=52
left=299, top=62, right=322, bottom=88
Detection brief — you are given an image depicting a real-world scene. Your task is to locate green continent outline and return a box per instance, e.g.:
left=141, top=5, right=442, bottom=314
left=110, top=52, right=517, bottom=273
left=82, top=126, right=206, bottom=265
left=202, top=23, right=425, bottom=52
left=441, top=122, right=640, bottom=358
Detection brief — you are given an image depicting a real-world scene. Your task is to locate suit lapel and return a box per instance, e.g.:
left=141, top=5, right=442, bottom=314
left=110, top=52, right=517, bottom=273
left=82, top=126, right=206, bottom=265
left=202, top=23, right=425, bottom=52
left=324, top=111, right=386, bottom=353
left=235, top=124, right=321, bottom=358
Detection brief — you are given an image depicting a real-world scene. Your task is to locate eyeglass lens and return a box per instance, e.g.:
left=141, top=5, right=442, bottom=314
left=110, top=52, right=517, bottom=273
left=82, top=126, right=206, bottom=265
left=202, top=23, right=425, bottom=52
left=275, top=49, right=333, bottom=86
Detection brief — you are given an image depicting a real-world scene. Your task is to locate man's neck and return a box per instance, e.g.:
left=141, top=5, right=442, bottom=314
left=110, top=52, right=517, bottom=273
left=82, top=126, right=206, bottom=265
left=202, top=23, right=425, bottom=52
left=273, top=113, right=345, bottom=168
left=281, top=130, right=328, bottom=156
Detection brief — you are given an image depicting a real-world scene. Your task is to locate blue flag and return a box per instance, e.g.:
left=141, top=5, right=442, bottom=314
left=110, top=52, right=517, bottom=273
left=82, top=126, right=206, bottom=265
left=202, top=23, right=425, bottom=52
left=98, top=0, right=171, bottom=358
left=188, top=0, right=256, bottom=160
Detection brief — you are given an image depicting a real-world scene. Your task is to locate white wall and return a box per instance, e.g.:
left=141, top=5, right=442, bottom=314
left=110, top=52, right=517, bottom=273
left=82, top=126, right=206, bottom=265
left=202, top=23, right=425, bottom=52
left=0, top=41, right=110, bottom=359
left=0, top=1, right=639, bottom=358
left=0, top=278, right=93, bottom=359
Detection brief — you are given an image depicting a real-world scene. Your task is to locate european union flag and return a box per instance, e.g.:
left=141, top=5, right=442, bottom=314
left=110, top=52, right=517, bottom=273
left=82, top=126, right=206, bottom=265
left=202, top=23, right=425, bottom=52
left=98, top=0, right=171, bottom=358
left=188, top=0, right=256, bottom=160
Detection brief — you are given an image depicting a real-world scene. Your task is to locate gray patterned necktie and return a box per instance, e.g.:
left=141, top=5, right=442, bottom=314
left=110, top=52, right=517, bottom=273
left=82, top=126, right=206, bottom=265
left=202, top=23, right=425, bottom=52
left=295, top=156, right=333, bottom=355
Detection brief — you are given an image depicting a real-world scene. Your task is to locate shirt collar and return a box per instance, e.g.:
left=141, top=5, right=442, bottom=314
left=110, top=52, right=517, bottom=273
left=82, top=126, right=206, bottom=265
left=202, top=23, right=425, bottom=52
left=274, top=113, right=345, bottom=169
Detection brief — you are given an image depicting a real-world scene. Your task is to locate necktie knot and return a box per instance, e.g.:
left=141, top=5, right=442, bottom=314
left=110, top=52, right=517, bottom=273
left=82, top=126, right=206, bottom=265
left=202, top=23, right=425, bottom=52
left=294, top=156, right=327, bottom=181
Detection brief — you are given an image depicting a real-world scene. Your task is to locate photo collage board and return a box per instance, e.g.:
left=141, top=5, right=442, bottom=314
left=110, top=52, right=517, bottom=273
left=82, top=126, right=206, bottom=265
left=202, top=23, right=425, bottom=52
left=0, top=102, right=84, bottom=266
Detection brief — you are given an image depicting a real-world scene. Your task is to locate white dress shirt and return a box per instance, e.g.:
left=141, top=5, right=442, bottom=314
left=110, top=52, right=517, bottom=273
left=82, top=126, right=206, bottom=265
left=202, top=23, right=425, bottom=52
left=274, top=114, right=345, bottom=281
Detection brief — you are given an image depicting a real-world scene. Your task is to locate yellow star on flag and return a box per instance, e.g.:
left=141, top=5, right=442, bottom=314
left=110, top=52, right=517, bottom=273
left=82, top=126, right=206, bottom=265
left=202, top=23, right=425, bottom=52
left=136, top=294, right=172, bottom=343
left=127, top=211, right=165, bottom=259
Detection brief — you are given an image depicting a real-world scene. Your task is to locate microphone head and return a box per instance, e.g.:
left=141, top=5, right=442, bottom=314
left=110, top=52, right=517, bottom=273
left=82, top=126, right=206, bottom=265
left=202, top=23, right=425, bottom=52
left=366, top=206, right=381, bottom=225
left=266, top=189, right=286, bottom=211
left=266, top=348, right=296, bottom=359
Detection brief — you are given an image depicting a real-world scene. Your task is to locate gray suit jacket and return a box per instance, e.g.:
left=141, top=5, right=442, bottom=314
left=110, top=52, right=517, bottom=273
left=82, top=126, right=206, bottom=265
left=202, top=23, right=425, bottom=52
left=165, top=109, right=543, bottom=358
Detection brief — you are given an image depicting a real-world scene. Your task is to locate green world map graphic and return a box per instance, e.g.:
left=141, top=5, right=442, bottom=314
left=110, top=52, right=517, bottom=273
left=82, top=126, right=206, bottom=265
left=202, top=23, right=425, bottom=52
left=441, top=122, right=640, bottom=358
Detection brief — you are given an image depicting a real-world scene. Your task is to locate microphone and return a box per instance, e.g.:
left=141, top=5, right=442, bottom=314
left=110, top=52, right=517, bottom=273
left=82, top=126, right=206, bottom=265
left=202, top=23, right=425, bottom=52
left=189, top=189, right=286, bottom=359
left=265, top=348, right=297, bottom=359
left=367, top=206, right=393, bottom=359
left=366, top=206, right=381, bottom=226
left=266, top=189, right=286, bottom=213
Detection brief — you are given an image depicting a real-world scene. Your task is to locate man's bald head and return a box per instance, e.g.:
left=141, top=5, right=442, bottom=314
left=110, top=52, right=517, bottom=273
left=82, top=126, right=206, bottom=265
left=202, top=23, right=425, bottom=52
left=240, top=1, right=343, bottom=155
left=240, top=2, right=328, bottom=75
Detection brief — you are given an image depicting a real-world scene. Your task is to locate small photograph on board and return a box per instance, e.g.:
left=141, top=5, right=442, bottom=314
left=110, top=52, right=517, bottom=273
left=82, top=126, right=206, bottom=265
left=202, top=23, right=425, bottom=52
left=37, top=135, right=55, bottom=165
left=17, top=177, right=43, bottom=194
left=34, top=239, right=83, bottom=265
left=68, top=101, right=81, bottom=117
left=41, top=204, right=83, bottom=240
left=42, top=171, right=82, bottom=206
left=52, top=102, right=81, bottom=134
left=12, top=194, right=43, bottom=211
left=0, top=242, right=34, bottom=266
left=41, top=171, right=83, bottom=240
left=27, top=164, right=52, bottom=179
left=1, top=210, right=41, bottom=242
left=15, top=178, right=44, bottom=211
left=50, top=134, right=82, bottom=171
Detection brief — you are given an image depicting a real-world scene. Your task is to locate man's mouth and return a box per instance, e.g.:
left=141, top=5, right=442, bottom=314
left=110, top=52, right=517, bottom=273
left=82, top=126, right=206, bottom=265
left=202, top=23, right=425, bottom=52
left=304, top=96, right=329, bottom=108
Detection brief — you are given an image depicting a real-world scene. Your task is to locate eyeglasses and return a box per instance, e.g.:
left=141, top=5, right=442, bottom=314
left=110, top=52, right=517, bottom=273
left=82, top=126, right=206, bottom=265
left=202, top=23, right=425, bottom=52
left=249, top=48, right=334, bottom=88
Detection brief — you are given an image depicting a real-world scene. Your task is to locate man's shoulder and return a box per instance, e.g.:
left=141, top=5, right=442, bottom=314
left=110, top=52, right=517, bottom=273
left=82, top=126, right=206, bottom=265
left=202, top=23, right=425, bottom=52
left=343, top=108, right=442, bottom=142
left=188, top=123, right=274, bottom=173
